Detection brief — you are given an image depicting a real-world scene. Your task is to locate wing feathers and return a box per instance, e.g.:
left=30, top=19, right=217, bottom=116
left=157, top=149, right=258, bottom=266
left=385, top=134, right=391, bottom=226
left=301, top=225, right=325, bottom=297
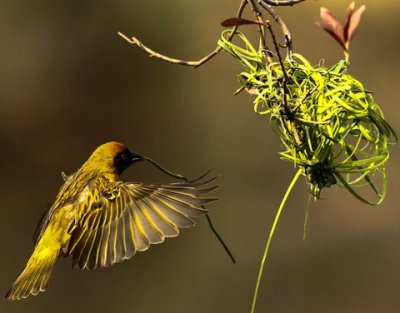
left=162, top=185, right=219, bottom=196
left=122, top=210, right=136, bottom=259
left=108, top=221, right=118, bottom=265
left=69, top=177, right=217, bottom=269
left=156, top=189, right=217, bottom=207
left=130, top=207, right=150, bottom=252
left=148, top=197, right=195, bottom=228
left=101, top=224, right=112, bottom=267
left=133, top=205, right=164, bottom=244
left=139, top=199, right=179, bottom=237
left=156, top=193, right=208, bottom=217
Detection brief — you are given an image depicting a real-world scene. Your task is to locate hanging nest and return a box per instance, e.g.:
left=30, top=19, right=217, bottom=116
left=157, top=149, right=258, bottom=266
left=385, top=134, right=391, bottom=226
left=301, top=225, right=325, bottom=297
left=219, top=30, right=397, bottom=203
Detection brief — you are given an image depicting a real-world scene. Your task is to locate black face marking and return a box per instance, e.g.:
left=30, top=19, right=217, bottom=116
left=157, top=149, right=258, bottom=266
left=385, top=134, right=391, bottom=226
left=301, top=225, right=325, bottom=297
left=114, top=149, right=133, bottom=175
left=113, top=149, right=143, bottom=175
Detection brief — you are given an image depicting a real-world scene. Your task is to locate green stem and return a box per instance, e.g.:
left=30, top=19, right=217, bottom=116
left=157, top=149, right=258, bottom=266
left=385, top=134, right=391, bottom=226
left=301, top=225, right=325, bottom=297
left=250, top=169, right=302, bottom=313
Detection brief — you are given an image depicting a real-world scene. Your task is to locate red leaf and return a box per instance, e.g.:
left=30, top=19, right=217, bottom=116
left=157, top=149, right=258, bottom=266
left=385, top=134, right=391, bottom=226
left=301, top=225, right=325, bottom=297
left=345, top=4, right=366, bottom=41
left=317, top=7, right=346, bottom=51
left=343, top=2, right=355, bottom=44
left=221, top=17, right=265, bottom=27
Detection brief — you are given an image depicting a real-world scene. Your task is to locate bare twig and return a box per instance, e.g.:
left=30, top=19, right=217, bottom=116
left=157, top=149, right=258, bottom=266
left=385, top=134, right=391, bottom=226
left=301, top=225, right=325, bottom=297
left=265, top=21, right=289, bottom=95
left=117, top=32, right=221, bottom=68
left=118, top=0, right=248, bottom=68
left=265, top=21, right=302, bottom=145
left=258, top=1, right=294, bottom=58
left=262, top=0, right=305, bottom=6
left=118, top=0, right=304, bottom=66
left=246, top=0, right=273, bottom=64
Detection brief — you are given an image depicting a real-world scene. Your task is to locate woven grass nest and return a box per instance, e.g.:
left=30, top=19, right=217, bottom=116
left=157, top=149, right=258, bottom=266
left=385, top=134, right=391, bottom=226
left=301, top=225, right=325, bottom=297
left=219, top=30, right=397, bottom=204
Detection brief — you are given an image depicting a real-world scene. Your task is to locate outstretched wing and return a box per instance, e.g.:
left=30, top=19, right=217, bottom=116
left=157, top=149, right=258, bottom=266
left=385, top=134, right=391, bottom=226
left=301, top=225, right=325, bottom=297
left=67, top=177, right=217, bottom=270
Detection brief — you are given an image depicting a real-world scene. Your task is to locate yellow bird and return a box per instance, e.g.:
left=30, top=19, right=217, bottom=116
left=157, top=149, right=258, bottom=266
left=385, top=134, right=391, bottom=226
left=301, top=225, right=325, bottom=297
left=6, top=142, right=217, bottom=300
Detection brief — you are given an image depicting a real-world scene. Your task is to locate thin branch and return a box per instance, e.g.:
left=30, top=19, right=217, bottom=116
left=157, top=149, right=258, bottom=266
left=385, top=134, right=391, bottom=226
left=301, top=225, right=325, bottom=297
left=265, top=20, right=302, bottom=145
left=265, top=22, right=288, bottom=91
left=261, top=0, right=305, bottom=6
left=118, top=0, right=248, bottom=68
left=117, top=32, right=220, bottom=68
left=246, top=0, right=271, bottom=63
left=258, top=1, right=294, bottom=58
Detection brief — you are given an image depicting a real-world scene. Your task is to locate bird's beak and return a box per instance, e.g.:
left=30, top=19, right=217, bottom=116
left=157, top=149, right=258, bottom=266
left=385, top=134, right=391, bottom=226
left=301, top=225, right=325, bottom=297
left=130, top=151, right=143, bottom=163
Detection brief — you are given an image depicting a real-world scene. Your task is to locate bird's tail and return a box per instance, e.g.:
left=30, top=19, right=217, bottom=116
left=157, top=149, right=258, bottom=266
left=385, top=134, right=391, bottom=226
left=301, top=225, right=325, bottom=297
left=6, top=242, right=59, bottom=300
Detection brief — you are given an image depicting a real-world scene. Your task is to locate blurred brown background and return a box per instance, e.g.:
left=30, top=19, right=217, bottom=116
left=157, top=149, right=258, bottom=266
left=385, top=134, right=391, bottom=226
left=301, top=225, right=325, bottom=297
left=1, top=0, right=399, bottom=312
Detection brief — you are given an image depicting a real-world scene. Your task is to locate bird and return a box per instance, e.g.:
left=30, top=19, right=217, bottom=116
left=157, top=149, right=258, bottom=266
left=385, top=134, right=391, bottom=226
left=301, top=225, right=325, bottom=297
left=6, top=141, right=217, bottom=300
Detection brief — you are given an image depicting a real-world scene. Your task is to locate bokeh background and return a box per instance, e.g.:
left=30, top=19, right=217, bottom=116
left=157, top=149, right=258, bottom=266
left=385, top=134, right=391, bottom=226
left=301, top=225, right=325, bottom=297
left=1, top=0, right=399, bottom=312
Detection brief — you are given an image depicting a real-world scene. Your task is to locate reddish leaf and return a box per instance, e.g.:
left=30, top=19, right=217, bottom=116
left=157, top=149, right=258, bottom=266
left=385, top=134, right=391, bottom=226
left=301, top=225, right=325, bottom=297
left=343, top=2, right=355, bottom=45
left=317, top=7, right=346, bottom=50
left=346, top=4, right=366, bottom=41
left=317, top=3, right=366, bottom=55
left=345, top=2, right=355, bottom=26
left=221, top=17, right=265, bottom=27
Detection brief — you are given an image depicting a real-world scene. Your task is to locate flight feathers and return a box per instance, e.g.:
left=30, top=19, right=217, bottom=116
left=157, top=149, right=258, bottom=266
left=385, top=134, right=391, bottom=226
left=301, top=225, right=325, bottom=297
left=68, top=177, right=218, bottom=270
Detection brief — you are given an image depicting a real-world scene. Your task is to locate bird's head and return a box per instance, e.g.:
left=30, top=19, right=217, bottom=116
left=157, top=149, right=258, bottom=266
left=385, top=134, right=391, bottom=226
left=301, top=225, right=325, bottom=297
left=84, top=142, right=143, bottom=175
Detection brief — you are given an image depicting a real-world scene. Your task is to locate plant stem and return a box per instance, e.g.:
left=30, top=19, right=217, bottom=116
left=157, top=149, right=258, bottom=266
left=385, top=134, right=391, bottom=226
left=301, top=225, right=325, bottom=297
left=250, top=168, right=302, bottom=313
left=118, top=0, right=248, bottom=68
left=258, top=1, right=294, bottom=58
left=262, top=0, right=305, bottom=5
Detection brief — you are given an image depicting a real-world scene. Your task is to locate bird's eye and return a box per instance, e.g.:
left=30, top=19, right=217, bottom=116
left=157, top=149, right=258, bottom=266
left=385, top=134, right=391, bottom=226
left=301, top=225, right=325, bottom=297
left=120, top=153, right=127, bottom=160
